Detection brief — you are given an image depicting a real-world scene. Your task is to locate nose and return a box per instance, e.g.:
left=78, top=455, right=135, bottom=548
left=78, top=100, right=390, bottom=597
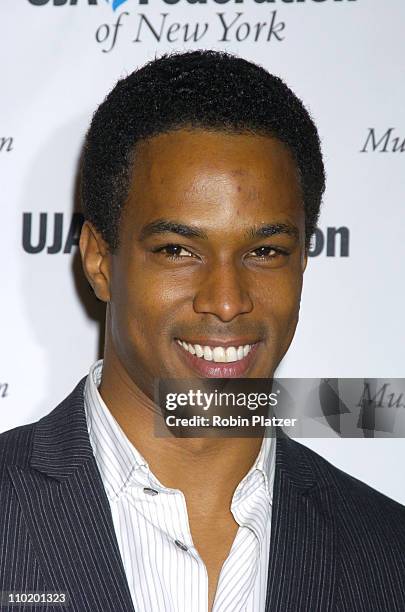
left=193, top=262, right=253, bottom=322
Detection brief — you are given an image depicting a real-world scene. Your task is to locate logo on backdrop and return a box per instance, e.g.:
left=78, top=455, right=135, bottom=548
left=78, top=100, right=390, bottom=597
left=27, top=0, right=357, bottom=5
left=0, top=383, right=8, bottom=399
left=26, top=0, right=358, bottom=53
left=0, top=137, right=13, bottom=153
left=360, top=128, right=405, bottom=153
left=95, top=10, right=286, bottom=52
left=106, top=0, right=128, bottom=9
left=22, top=213, right=84, bottom=254
left=21, top=213, right=349, bottom=257
left=309, top=227, right=350, bottom=258
left=356, top=382, right=405, bottom=437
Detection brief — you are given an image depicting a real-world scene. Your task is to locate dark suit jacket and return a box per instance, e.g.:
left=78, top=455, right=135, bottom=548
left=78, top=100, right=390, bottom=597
left=0, top=377, right=404, bottom=612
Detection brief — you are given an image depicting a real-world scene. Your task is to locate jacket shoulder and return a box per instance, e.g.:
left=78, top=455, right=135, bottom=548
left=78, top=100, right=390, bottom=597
left=0, top=421, right=36, bottom=477
left=296, top=439, right=405, bottom=534
left=292, top=440, right=405, bottom=605
left=0, top=376, right=88, bottom=481
left=299, top=439, right=404, bottom=505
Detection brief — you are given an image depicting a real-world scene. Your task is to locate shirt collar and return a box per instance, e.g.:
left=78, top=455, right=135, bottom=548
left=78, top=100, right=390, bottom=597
left=84, top=359, right=148, bottom=502
left=231, top=433, right=275, bottom=508
left=230, top=434, right=275, bottom=546
left=84, top=359, right=276, bottom=513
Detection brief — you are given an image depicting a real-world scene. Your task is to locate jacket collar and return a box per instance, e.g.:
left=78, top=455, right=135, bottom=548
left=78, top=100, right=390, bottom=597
left=9, top=376, right=136, bottom=612
left=29, top=376, right=325, bottom=493
left=265, top=431, right=338, bottom=611
left=29, top=376, right=94, bottom=479
left=25, top=375, right=337, bottom=612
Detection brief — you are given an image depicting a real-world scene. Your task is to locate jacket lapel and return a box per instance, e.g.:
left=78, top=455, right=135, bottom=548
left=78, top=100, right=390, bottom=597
left=8, top=377, right=135, bottom=612
left=265, top=434, right=338, bottom=611
left=9, top=376, right=338, bottom=611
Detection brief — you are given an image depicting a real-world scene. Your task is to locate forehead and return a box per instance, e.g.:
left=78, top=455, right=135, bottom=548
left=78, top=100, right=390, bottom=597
left=124, top=128, right=303, bottom=232
left=131, top=129, right=299, bottom=189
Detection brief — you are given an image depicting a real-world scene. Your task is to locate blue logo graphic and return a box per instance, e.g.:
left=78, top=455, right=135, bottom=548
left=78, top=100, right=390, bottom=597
left=106, top=0, right=128, bottom=10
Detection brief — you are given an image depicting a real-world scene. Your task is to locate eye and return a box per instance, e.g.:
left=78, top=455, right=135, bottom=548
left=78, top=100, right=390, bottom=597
left=153, top=243, right=195, bottom=260
left=247, top=246, right=288, bottom=260
left=151, top=244, right=288, bottom=263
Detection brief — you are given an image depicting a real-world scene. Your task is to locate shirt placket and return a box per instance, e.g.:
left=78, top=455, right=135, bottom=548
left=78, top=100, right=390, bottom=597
left=132, top=467, right=209, bottom=612
left=212, top=470, right=269, bottom=612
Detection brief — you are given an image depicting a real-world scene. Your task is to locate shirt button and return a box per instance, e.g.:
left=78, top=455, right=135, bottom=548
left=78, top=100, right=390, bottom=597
left=174, top=539, right=188, bottom=551
left=143, top=487, right=159, bottom=496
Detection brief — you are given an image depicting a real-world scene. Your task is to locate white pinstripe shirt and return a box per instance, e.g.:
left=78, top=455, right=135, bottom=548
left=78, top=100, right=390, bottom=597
left=84, top=360, right=275, bottom=612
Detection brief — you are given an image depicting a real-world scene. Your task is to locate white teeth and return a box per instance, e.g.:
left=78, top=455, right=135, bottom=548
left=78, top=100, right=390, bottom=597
left=195, top=344, right=204, bottom=357
left=226, top=347, right=237, bottom=362
left=177, top=340, right=254, bottom=363
left=213, top=347, right=226, bottom=362
left=203, top=346, right=213, bottom=361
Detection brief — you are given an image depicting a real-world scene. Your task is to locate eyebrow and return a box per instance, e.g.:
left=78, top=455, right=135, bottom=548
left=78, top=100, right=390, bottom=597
left=139, top=218, right=299, bottom=241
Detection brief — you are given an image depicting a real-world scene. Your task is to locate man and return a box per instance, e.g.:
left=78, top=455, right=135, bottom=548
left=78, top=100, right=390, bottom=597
left=0, top=50, right=404, bottom=612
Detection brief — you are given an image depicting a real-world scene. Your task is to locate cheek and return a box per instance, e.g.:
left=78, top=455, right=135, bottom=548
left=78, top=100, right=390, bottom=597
left=109, top=260, right=188, bottom=349
left=258, top=267, right=302, bottom=306
left=255, top=270, right=303, bottom=334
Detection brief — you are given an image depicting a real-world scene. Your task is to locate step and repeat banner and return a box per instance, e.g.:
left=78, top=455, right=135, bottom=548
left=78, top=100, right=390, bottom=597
left=1, top=1, right=404, bottom=502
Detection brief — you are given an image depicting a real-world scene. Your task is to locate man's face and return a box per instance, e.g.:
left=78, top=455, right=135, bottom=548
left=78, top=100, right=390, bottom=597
left=101, top=129, right=306, bottom=396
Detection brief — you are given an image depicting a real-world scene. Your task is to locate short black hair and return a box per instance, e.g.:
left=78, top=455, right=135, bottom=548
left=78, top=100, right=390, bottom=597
left=81, top=49, right=325, bottom=252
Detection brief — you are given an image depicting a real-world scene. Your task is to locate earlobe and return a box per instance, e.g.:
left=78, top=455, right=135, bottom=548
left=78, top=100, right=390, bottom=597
left=79, top=221, right=111, bottom=303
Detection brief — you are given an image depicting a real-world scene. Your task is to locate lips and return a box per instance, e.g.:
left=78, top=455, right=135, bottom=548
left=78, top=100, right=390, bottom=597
left=174, top=339, right=261, bottom=377
left=176, top=339, right=253, bottom=363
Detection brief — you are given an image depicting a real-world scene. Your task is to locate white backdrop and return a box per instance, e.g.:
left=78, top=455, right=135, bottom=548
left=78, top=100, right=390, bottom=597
left=1, top=0, right=404, bottom=503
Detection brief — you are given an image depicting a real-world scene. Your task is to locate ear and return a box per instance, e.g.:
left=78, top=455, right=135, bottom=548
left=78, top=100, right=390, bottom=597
left=302, top=250, right=308, bottom=273
left=79, top=221, right=111, bottom=302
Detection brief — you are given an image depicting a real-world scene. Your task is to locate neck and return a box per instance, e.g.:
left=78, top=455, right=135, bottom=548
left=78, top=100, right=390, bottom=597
left=98, top=344, right=263, bottom=514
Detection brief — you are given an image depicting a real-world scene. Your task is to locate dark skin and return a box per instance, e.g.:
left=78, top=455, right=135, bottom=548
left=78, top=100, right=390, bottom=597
left=79, top=128, right=307, bottom=610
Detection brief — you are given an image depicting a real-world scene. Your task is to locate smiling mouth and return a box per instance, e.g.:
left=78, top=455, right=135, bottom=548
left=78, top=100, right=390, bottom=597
left=174, top=338, right=261, bottom=378
left=175, top=339, right=255, bottom=363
